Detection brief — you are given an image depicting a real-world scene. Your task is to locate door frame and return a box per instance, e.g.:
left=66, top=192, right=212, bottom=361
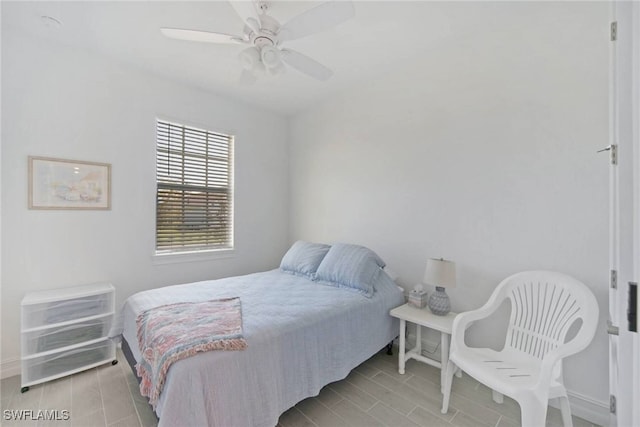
left=632, top=2, right=640, bottom=425
left=610, top=2, right=640, bottom=426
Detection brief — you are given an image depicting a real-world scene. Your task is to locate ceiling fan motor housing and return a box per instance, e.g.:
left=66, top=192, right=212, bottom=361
left=253, top=35, right=275, bottom=48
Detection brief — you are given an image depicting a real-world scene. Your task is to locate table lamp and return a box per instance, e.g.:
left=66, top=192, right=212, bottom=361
left=423, top=258, right=456, bottom=315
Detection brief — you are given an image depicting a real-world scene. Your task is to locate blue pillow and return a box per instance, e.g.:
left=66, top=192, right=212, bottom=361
left=314, top=243, right=386, bottom=297
left=279, top=241, right=331, bottom=279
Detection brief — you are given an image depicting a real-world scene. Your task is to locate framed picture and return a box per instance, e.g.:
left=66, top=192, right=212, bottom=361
left=29, top=156, right=111, bottom=210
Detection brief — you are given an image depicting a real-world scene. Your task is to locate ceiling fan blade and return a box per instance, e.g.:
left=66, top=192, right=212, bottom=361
left=278, top=1, right=355, bottom=42
left=228, top=1, right=260, bottom=33
left=281, top=49, right=333, bottom=81
left=239, top=69, right=257, bottom=85
left=161, top=28, right=244, bottom=44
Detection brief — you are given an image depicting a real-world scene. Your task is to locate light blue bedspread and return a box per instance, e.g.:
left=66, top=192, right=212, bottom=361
left=121, top=269, right=404, bottom=427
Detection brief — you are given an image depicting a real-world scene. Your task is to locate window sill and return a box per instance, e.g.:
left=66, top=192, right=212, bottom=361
left=152, top=248, right=235, bottom=265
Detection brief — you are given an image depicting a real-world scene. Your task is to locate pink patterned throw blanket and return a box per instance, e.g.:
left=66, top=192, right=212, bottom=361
left=135, top=297, right=247, bottom=408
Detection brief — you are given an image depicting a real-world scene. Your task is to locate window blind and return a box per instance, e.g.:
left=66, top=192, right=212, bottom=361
left=156, top=119, right=233, bottom=253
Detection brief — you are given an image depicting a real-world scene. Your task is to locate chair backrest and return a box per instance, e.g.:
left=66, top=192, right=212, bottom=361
left=498, top=271, right=599, bottom=360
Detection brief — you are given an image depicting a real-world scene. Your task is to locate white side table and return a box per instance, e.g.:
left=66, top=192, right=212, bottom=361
left=390, top=303, right=460, bottom=393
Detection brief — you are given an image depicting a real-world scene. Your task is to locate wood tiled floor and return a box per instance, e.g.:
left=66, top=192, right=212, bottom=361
left=1, top=348, right=599, bottom=427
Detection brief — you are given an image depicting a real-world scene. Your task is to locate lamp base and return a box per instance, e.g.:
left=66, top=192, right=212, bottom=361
left=428, top=286, right=450, bottom=316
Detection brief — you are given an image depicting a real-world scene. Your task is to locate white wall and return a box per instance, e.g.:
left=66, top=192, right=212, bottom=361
left=289, top=1, right=609, bottom=420
left=1, top=30, right=289, bottom=369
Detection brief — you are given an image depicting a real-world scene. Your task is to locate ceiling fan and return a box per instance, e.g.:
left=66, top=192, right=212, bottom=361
left=161, top=1, right=355, bottom=84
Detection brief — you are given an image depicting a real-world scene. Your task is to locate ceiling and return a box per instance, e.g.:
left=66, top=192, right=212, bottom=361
left=4, top=1, right=544, bottom=116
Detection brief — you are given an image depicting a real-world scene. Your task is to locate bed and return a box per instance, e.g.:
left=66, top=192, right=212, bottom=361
left=119, top=242, right=404, bottom=427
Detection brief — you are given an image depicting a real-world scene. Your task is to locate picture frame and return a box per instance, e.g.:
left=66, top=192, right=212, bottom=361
left=28, top=156, right=111, bottom=210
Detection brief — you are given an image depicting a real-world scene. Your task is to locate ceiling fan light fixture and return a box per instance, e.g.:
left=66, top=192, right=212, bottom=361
left=239, top=47, right=261, bottom=70
left=260, top=46, right=281, bottom=69
left=253, top=61, right=266, bottom=75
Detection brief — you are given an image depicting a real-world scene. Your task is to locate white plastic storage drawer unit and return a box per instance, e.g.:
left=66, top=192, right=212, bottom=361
left=20, top=283, right=117, bottom=392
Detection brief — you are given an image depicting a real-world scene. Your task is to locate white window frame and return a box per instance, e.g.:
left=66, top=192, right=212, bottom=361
left=152, top=118, right=235, bottom=262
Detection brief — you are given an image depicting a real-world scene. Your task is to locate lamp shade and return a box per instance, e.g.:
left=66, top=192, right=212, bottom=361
left=423, top=258, right=456, bottom=289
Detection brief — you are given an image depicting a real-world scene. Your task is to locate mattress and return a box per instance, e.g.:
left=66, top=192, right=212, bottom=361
left=120, top=268, right=404, bottom=427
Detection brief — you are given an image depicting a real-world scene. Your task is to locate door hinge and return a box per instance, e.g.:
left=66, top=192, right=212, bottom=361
left=610, top=394, right=617, bottom=414
left=611, top=269, right=618, bottom=289
left=611, top=21, right=617, bottom=41
left=607, top=319, right=619, bottom=336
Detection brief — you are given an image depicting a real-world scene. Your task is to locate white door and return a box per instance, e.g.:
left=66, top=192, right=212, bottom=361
left=608, top=3, right=639, bottom=426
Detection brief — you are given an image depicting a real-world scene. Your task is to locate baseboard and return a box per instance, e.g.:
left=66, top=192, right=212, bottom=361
left=550, top=391, right=609, bottom=426
left=406, top=334, right=609, bottom=426
left=1, top=358, right=21, bottom=379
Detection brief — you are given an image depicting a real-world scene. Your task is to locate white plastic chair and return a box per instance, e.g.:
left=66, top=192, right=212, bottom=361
left=441, top=271, right=599, bottom=427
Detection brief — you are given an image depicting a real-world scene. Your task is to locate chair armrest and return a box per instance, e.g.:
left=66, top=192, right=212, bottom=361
left=535, top=347, right=569, bottom=394
left=451, top=298, right=505, bottom=353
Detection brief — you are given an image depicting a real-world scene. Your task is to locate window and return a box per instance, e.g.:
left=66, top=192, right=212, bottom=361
left=155, top=119, right=234, bottom=254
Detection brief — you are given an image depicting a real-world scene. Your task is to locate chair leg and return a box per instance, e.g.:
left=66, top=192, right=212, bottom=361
left=519, top=397, right=548, bottom=427
left=558, top=395, right=573, bottom=427
left=441, top=360, right=457, bottom=414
